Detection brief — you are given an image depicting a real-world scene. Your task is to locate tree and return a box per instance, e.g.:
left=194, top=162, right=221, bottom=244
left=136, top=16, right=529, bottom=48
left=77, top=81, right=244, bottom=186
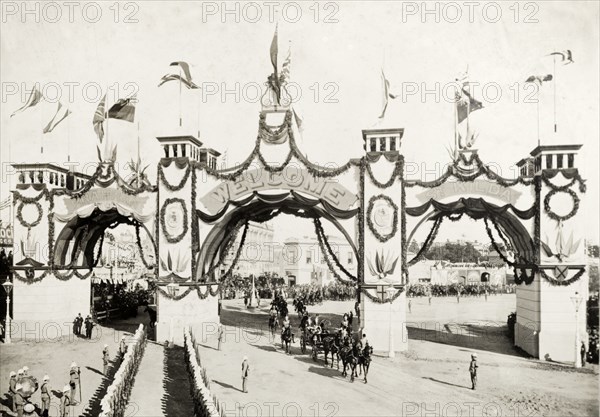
left=425, top=242, right=481, bottom=263
left=588, top=245, right=599, bottom=258
left=408, top=239, right=420, bottom=254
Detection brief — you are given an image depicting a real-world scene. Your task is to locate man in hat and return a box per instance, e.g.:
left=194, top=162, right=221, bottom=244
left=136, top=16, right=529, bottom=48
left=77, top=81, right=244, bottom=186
left=241, top=356, right=250, bottom=393
left=69, top=362, right=80, bottom=404
left=14, top=383, right=25, bottom=417
left=103, top=344, right=110, bottom=375
left=22, top=366, right=29, bottom=377
left=40, top=375, right=51, bottom=417
left=16, top=368, right=24, bottom=383
left=469, top=353, right=478, bottom=390
left=84, top=315, right=94, bottom=339
left=9, top=371, right=17, bottom=412
left=74, top=313, right=83, bottom=336
left=60, top=385, right=71, bottom=417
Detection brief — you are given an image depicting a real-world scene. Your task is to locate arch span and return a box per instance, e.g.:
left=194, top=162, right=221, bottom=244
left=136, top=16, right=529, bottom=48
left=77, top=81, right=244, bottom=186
left=195, top=197, right=358, bottom=280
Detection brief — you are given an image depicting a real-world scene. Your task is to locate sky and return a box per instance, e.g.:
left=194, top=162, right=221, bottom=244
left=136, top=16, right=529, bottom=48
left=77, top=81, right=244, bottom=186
left=1, top=1, right=598, bottom=245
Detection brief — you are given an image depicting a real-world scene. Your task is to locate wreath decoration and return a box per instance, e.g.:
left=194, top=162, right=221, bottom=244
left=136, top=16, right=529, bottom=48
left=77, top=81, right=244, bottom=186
left=366, top=195, right=399, bottom=243
left=17, top=201, right=43, bottom=228
left=544, top=188, right=579, bottom=222
left=539, top=267, right=585, bottom=286
left=160, top=198, right=189, bottom=244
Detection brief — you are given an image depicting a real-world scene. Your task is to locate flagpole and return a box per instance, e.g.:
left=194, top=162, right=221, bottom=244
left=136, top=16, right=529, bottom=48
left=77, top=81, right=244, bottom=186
left=67, top=107, right=71, bottom=162
left=137, top=120, right=141, bottom=188
left=553, top=53, right=557, bottom=133
left=105, top=89, right=110, bottom=162
left=179, top=67, right=183, bottom=128
left=454, top=83, right=458, bottom=158
left=537, top=88, right=541, bottom=147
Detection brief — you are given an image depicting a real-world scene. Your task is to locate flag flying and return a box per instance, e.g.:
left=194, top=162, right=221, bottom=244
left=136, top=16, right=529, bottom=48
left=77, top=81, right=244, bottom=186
left=93, top=94, right=106, bottom=142
left=158, top=74, right=199, bottom=89
left=456, top=87, right=483, bottom=124
left=379, top=69, right=398, bottom=119
left=43, top=102, right=71, bottom=134
left=548, top=50, right=574, bottom=64
left=280, top=43, right=291, bottom=83
left=525, top=74, right=553, bottom=85
left=159, top=61, right=199, bottom=89
left=270, top=24, right=278, bottom=75
left=108, top=96, right=136, bottom=122
left=11, top=85, right=43, bottom=117
left=292, top=108, right=304, bottom=132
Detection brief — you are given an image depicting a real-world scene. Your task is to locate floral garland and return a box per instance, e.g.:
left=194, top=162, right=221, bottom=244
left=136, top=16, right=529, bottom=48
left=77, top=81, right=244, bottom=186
left=202, top=221, right=249, bottom=283
left=92, top=234, right=105, bottom=267
left=313, top=218, right=357, bottom=286
left=366, top=194, right=399, bottom=243
left=16, top=201, right=43, bottom=228
left=158, top=161, right=192, bottom=192
left=483, top=217, right=516, bottom=268
left=135, top=224, right=156, bottom=270
left=400, top=157, right=408, bottom=282
left=543, top=188, right=579, bottom=222
left=365, top=159, right=402, bottom=189
left=513, top=266, right=536, bottom=285
left=160, top=198, right=189, bottom=244
left=539, top=267, right=585, bottom=286
left=191, top=168, right=198, bottom=280
left=407, top=216, right=444, bottom=266
left=313, top=218, right=357, bottom=281
left=542, top=171, right=586, bottom=193
left=358, top=160, right=365, bottom=283
left=361, top=286, right=404, bottom=304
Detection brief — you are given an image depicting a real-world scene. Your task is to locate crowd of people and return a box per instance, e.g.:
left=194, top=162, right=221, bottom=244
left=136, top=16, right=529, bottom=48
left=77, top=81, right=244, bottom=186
left=406, top=283, right=517, bottom=298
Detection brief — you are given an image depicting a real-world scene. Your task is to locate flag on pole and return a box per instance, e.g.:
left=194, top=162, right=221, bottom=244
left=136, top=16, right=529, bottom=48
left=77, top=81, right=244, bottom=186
left=379, top=69, right=398, bottom=119
left=281, top=42, right=291, bottom=83
left=108, top=96, right=136, bottom=122
left=548, top=50, right=574, bottom=65
left=11, top=85, right=43, bottom=117
left=158, top=73, right=199, bottom=89
left=43, top=102, right=71, bottom=134
left=270, top=24, right=278, bottom=75
left=93, top=95, right=106, bottom=142
left=525, top=74, right=553, bottom=85
left=456, top=87, right=483, bottom=124
left=292, top=108, right=304, bottom=132
left=170, top=61, right=194, bottom=82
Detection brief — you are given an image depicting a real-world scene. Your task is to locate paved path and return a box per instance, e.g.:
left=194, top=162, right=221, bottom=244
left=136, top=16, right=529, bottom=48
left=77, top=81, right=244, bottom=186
left=128, top=341, right=194, bottom=417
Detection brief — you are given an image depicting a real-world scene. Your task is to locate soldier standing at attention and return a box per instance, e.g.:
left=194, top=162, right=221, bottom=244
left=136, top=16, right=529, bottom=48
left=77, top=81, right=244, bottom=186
left=69, top=362, right=80, bottom=404
left=8, top=371, right=17, bottom=412
left=40, top=375, right=51, bottom=417
left=469, top=353, right=478, bottom=390
left=14, top=384, right=25, bottom=417
left=103, top=344, right=110, bottom=375
left=119, top=335, right=127, bottom=359
left=60, top=385, right=71, bottom=417
left=241, top=356, right=250, bottom=393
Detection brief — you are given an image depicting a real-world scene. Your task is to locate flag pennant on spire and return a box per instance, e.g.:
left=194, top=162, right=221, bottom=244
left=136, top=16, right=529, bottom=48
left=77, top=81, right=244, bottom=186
left=159, top=61, right=200, bottom=89
left=548, top=50, right=574, bottom=65
left=270, top=24, right=278, bottom=75
left=280, top=42, right=291, bottom=83
left=525, top=74, right=553, bottom=86
left=456, top=87, right=483, bottom=124
left=43, top=102, right=71, bottom=134
left=93, top=94, right=106, bottom=142
left=11, top=85, right=43, bottom=117
left=379, top=69, right=398, bottom=119
left=108, top=95, right=137, bottom=123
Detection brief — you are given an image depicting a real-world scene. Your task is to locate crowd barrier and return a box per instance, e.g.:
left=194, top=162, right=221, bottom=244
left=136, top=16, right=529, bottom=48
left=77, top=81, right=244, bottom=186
left=184, top=326, right=225, bottom=417
left=99, top=324, right=147, bottom=417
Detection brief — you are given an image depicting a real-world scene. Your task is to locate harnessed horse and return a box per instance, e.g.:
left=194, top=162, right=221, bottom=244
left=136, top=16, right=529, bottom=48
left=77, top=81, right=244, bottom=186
left=357, top=344, right=373, bottom=383
left=338, top=340, right=359, bottom=382
left=281, top=326, right=293, bottom=354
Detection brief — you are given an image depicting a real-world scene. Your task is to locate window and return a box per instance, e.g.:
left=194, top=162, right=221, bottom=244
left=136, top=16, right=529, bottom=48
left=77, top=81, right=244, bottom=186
left=389, top=137, right=396, bottom=151
left=545, top=154, right=552, bottom=169
left=181, top=144, right=187, bottom=157
left=370, top=138, right=376, bottom=152
left=568, top=154, right=574, bottom=168
left=306, top=251, right=312, bottom=264
left=173, top=144, right=178, bottom=157
left=348, top=252, right=353, bottom=264
left=535, top=156, right=541, bottom=171
left=164, top=146, right=169, bottom=158
left=380, top=137, right=386, bottom=152
left=556, top=154, right=563, bottom=169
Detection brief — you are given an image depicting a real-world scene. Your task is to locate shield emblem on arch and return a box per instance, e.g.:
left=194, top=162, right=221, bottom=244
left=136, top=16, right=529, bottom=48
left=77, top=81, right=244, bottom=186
left=554, top=266, right=569, bottom=281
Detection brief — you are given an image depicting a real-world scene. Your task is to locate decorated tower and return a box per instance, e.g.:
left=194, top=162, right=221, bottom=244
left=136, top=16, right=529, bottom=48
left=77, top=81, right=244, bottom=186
left=359, top=127, right=407, bottom=355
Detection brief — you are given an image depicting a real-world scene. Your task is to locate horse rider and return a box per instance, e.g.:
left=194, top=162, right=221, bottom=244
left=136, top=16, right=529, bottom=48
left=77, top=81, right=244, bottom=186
left=269, top=306, right=278, bottom=319
left=341, top=313, right=349, bottom=329
left=360, top=333, right=369, bottom=349
left=281, top=315, right=295, bottom=343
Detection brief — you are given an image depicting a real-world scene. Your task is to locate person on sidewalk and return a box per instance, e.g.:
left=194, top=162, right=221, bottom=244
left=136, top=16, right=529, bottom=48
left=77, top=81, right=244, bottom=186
left=408, top=298, right=412, bottom=313
left=119, top=335, right=127, bottom=361
left=581, top=342, right=587, bottom=367
left=84, top=315, right=94, bottom=339
left=103, top=344, right=110, bottom=375
left=241, top=356, right=250, bottom=393
left=40, top=375, right=51, bottom=417
left=469, top=353, right=478, bottom=390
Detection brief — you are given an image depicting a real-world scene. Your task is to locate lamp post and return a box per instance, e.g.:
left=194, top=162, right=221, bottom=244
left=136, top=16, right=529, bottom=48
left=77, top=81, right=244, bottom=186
left=386, top=283, right=395, bottom=358
left=570, top=291, right=583, bottom=368
left=166, top=281, right=179, bottom=345
left=2, top=279, right=13, bottom=344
